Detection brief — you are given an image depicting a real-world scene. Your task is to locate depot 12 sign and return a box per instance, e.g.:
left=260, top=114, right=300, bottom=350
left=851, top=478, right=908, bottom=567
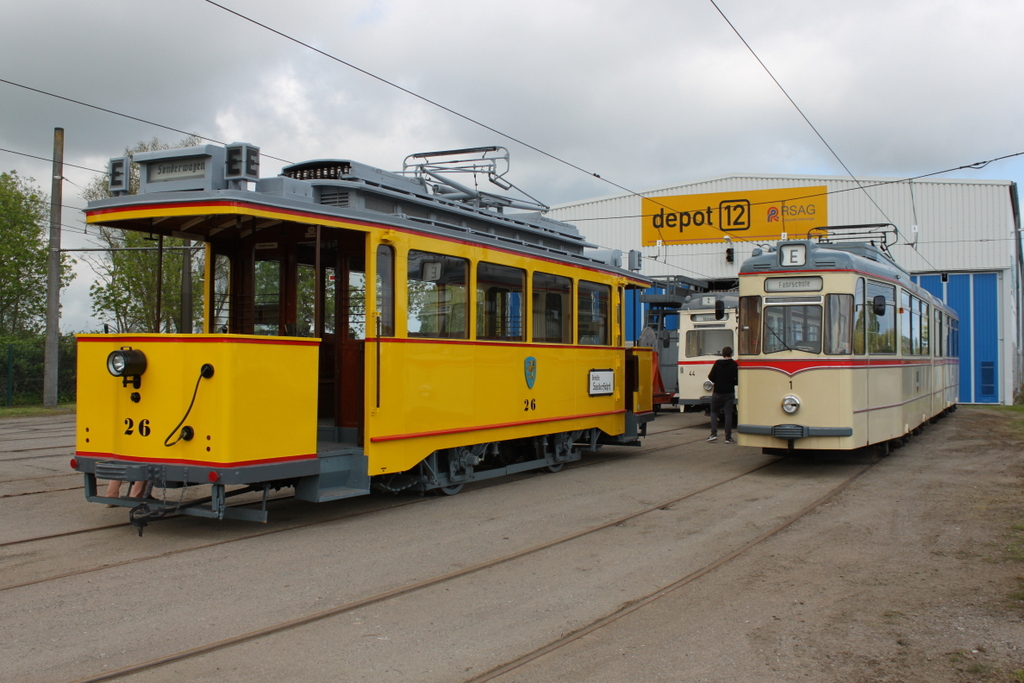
left=641, top=186, right=828, bottom=246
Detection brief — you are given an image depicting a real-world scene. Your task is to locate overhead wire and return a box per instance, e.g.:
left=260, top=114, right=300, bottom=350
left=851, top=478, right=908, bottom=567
left=707, top=0, right=899, bottom=234
left=0, top=77, right=293, bottom=165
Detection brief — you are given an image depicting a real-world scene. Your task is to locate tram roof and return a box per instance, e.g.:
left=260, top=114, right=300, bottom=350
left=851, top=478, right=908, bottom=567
left=86, top=143, right=649, bottom=285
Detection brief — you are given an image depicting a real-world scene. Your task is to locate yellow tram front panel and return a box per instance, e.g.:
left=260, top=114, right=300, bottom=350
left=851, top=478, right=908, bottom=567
left=366, top=340, right=629, bottom=474
left=76, top=334, right=318, bottom=467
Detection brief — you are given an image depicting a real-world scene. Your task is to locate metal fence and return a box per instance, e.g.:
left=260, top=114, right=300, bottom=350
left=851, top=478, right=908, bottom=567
left=3, top=336, right=77, bottom=406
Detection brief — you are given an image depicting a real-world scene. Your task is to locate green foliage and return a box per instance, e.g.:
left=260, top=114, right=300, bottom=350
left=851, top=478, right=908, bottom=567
left=81, top=136, right=205, bottom=332
left=1, top=334, right=77, bottom=405
left=0, top=171, right=74, bottom=335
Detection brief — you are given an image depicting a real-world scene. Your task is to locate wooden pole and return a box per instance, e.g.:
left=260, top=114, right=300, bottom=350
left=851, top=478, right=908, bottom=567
left=43, top=128, right=63, bottom=407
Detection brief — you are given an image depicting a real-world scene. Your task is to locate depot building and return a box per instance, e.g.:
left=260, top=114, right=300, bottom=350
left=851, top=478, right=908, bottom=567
left=548, top=173, right=1023, bottom=405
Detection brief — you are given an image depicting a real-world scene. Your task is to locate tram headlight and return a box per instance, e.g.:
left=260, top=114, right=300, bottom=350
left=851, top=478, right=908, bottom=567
left=703, top=380, right=714, bottom=392
left=106, top=349, right=147, bottom=378
left=781, top=394, right=801, bottom=415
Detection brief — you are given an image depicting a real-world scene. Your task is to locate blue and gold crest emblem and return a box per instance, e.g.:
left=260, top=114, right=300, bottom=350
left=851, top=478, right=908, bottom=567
left=524, top=356, right=537, bottom=389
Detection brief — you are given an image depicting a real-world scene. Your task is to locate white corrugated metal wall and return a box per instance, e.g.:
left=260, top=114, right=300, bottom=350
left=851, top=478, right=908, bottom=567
left=548, top=174, right=1023, bottom=404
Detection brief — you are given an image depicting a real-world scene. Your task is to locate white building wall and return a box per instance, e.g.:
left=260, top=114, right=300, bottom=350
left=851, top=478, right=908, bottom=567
left=549, top=173, right=1023, bottom=403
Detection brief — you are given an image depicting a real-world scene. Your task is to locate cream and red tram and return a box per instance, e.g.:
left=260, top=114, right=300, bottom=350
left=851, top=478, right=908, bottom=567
left=73, top=144, right=654, bottom=525
left=735, top=230, right=958, bottom=452
left=640, top=290, right=738, bottom=411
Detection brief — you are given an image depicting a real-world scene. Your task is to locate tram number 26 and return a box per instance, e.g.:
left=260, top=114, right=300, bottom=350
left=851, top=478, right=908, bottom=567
left=124, top=418, right=152, bottom=436
left=524, top=399, right=537, bottom=411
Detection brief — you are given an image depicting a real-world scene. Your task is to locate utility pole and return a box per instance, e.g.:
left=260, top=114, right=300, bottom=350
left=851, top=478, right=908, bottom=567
left=43, top=128, right=63, bottom=408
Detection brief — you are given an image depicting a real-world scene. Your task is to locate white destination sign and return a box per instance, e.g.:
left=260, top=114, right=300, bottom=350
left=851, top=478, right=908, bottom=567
left=764, top=276, right=823, bottom=293
left=148, top=157, right=207, bottom=182
left=588, top=369, right=614, bottom=396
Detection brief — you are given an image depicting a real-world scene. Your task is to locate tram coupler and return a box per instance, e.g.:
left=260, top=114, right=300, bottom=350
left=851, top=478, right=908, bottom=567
left=128, top=502, right=169, bottom=537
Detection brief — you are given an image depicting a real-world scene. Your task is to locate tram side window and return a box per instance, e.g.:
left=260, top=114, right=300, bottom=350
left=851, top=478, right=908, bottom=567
left=824, top=294, right=853, bottom=355
left=477, top=262, right=525, bottom=341
left=949, top=317, right=959, bottom=357
left=738, top=296, right=761, bottom=355
left=853, top=278, right=866, bottom=354
left=376, top=245, right=395, bottom=337
left=900, top=290, right=913, bottom=355
left=920, top=300, right=930, bottom=355
left=347, top=270, right=367, bottom=340
left=211, top=253, right=231, bottom=332
left=253, top=257, right=281, bottom=336
left=532, top=272, right=572, bottom=343
left=295, top=264, right=317, bottom=337
left=866, top=281, right=896, bottom=353
left=910, top=294, right=921, bottom=355
left=407, top=250, right=468, bottom=339
left=578, top=280, right=610, bottom=345
left=935, top=310, right=943, bottom=357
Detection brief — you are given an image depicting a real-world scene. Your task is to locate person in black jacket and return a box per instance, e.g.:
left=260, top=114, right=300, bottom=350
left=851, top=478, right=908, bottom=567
left=707, top=346, right=738, bottom=444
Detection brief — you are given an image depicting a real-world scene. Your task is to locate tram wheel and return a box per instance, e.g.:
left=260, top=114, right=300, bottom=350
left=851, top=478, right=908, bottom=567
left=544, top=463, right=565, bottom=473
left=437, top=483, right=464, bottom=496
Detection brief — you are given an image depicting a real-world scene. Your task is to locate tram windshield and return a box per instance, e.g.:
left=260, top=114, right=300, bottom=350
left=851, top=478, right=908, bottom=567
left=762, top=304, right=822, bottom=354
left=685, top=329, right=733, bottom=358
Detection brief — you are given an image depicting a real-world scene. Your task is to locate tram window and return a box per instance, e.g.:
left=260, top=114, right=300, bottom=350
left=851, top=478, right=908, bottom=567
left=294, top=264, right=317, bottom=337
left=936, top=311, right=943, bottom=357
left=253, top=258, right=281, bottom=336
left=910, top=296, right=921, bottom=355
left=853, top=278, right=866, bottom=354
left=824, top=294, right=853, bottom=355
left=578, top=280, right=610, bottom=345
left=477, top=262, right=525, bottom=341
left=685, top=329, right=734, bottom=358
left=211, top=253, right=231, bottom=332
left=322, top=267, right=337, bottom=335
left=901, top=291, right=913, bottom=355
left=865, top=281, right=896, bottom=353
left=348, top=271, right=367, bottom=340
left=532, top=272, right=572, bottom=343
left=762, top=304, right=822, bottom=354
left=920, top=301, right=930, bottom=355
left=738, top=296, right=761, bottom=355
left=407, top=250, right=467, bottom=339
left=376, top=245, right=395, bottom=337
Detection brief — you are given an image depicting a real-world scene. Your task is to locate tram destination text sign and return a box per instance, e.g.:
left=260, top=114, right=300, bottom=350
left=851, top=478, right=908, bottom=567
left=764, top=276, right=823, bottom=293
left=588, top=369, right=615, bottom=396
left=147, top=157, right=208, bottom=183
left=641, top=186, right=828, bottom=246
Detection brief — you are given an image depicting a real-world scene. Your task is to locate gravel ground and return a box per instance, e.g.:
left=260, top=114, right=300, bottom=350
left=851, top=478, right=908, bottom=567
left=2, top=406, right=1022, bottom=683
left=499, top=406, right=1024, bottom=683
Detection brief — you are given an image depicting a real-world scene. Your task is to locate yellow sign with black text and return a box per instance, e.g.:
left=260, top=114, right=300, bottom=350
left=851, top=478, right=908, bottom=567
left=641, top=186, right=828, bottom=246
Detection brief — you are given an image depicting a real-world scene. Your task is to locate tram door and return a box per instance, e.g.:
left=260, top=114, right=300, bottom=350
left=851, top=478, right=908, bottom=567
left=209, top=224, right=366, bottom=446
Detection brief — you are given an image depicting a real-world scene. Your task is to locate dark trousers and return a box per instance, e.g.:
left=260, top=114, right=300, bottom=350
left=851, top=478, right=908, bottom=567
left=709, top=392, right=735, bottom=439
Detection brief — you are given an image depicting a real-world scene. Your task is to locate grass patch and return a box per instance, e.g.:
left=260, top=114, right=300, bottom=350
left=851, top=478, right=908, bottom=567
left=0, top=404, right=76, bottom=419
left=984, top=404, right=1024, bottom=439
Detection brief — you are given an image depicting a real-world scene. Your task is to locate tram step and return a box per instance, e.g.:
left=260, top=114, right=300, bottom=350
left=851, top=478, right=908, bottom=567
left=312, top=485, right=369, bottom=502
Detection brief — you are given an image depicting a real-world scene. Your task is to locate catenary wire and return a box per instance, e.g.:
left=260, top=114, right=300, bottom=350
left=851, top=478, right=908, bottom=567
left=707, top=0, right=898, bottom=234
left=0, top=78, right=293, bottom=165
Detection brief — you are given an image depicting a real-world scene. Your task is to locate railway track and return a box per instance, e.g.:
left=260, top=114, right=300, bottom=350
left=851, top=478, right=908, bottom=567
left=0, top=426, right=708, bottom=591
left=56, top=453, right=844, bottom=683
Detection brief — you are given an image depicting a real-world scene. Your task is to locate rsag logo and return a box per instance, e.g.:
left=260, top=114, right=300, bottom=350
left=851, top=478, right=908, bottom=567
left=767, top=207, right=780, bottom=222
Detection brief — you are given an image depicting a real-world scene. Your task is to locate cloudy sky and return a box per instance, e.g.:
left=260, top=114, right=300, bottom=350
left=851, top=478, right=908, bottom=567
left=2, top=0, right=1021, bottom=332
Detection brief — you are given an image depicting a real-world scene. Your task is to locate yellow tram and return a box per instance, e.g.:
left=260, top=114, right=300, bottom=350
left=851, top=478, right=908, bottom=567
left=735, top=228, right=958, bottom=453
left=73, top=144, right=654, bottom=525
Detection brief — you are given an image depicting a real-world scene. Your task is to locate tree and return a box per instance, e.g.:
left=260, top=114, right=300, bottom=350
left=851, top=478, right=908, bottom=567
left=0, top=171, right=74, bottom=336
left=82, top=136, right=205, bottom=332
